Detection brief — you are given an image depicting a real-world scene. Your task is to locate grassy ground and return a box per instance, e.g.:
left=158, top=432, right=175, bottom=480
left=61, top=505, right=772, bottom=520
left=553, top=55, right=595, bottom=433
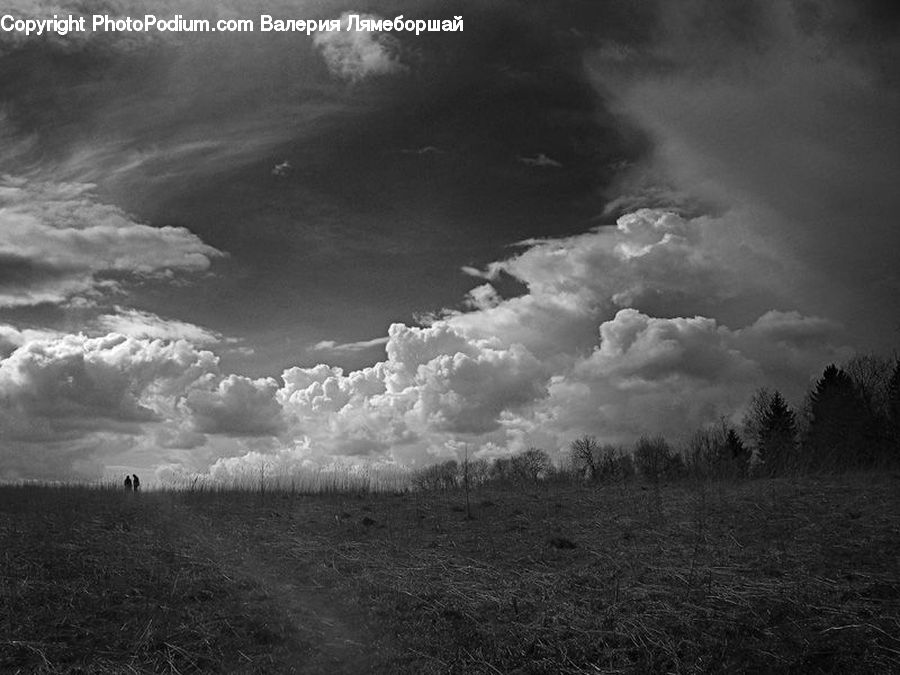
left=1, top=473, right=899, bottom=673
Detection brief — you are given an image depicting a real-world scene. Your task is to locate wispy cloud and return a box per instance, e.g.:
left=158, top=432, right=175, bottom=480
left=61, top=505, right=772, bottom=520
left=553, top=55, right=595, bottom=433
left=401, top=146, right=444, bottom=156
left=96, top=308, right=223, bottom=345
left=311, top=336, right=389, bottom=354
left=518, top=153, right=563, bottom=168
left=0, top=177, right=224, bottom=307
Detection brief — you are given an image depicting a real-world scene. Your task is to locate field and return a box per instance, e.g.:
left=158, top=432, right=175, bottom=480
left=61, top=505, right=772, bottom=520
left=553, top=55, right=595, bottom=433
left=2, top=473, right=899, bottom=673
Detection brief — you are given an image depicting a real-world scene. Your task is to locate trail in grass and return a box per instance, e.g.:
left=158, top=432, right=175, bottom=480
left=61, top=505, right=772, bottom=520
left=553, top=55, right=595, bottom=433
left=177, top=504, right=380, bottom=674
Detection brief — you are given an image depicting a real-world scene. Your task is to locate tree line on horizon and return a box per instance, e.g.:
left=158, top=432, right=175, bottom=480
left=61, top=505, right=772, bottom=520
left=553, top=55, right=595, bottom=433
left=412, top=353, right=900, bottom=490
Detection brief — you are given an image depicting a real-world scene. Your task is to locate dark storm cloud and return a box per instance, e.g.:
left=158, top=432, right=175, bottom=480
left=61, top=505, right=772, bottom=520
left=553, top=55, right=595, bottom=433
left=591, top=0, right=900, bottom=350
left=0, top=0, right=654, bottom=375
left=0, top=253, right=73, bottom=290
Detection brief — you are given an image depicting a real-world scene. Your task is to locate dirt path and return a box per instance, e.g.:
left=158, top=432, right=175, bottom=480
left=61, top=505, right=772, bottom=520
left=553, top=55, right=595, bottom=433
left=178, top=508, right=383, bottom=673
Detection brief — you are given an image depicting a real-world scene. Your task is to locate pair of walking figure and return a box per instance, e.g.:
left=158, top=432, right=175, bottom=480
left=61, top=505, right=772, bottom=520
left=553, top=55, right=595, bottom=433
left=124, top=474, right=141, bottom=491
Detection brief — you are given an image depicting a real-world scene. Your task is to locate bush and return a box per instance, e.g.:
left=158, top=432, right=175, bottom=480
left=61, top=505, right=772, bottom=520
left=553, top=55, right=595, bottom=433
left=685, top=422, right=751, bottom=480
left=412, top=460, right=459, bottom=491
left=634, top=435, right=674, bottom=483
left=569, top=436, right=624, bottom=483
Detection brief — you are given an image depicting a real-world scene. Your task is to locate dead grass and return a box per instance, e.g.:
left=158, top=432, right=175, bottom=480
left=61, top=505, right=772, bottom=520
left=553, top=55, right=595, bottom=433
left=0, top=485, right=311, bottom=673
left=2, top=473, right=899, bottom=672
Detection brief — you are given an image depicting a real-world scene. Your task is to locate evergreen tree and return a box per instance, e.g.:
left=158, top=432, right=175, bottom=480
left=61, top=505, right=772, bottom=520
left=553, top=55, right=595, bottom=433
left=804, top=364, right=868, bottom=470
left=742, top=387, right=772, bottom=458
left=757, top=391, right=797, bottom=476
left=724, top=427, right=751, bottom=478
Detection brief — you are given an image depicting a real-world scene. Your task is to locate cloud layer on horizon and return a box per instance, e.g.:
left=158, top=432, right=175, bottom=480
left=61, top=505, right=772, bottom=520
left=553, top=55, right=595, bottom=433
left=0, top=208, right=852, bottom=480
left=1, top=0, right=897, bottom=481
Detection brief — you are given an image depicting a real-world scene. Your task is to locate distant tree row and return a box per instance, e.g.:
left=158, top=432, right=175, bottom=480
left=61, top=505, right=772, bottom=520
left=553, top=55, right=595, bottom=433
left=411, top=447, right=557, bottom=491
left=570, top=355, right=900, bottom=481
left=410, top=354, right=900, bottom=491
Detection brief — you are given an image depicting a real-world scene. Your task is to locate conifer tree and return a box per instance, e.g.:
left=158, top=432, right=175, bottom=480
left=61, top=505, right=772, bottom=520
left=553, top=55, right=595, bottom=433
left=805, top=364, right=868, bottom=470
left=758, top=391, right=797, bottom=476
left=724, top=427, right=751, bottom=477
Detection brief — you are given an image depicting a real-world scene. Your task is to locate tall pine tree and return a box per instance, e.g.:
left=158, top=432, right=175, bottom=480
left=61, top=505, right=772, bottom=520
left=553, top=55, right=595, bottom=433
left=804, top=364, right=868, bottom=470
left=724, top=427, right=751, bottom=478
left=758, top=391, right=797, bottom=476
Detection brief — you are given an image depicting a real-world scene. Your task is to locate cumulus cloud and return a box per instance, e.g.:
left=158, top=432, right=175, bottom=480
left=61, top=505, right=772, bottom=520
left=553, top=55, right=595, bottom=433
left=0, top=177, right=224, bottom=307
left=264, top=205, right=849, bottom=464
left=185, top=374, right=284, bottom=437
left=313, top=12, right=405, bottom=82
left=552, top=308, right=847, bottom=440
left=0, top=333, right=219, bottom=482
left=274, top=322, right=549, bottom=462
left=0, top=197, right=856, bottom=480
left=0, top=324, right=61, bottom=359
left=0, top=330, right=225, bottom=477
left=0, top=333, right=217, bottom=436
left=2, top=1, right=889, bottom=481
left=444, top=209, right=792, bottom=360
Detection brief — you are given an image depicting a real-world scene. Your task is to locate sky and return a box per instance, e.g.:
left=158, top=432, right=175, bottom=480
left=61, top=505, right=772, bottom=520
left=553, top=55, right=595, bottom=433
left=1, top=0, right=899, bottom=481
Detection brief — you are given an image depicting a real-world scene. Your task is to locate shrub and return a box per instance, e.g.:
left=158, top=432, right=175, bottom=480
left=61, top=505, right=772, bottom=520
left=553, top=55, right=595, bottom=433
left=634, top=435, right=674, bottom=483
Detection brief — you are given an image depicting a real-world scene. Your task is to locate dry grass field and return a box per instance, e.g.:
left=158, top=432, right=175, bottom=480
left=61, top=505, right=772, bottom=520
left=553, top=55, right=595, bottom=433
left=2, top=473, right=899, bottom=673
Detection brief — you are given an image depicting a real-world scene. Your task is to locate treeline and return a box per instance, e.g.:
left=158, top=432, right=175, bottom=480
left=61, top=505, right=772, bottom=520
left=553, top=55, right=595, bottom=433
left=411, top=354, right=900, bottom=489
left=412, top=448, right=559, bottom=491
left=743, top=354, right=900, bottom=475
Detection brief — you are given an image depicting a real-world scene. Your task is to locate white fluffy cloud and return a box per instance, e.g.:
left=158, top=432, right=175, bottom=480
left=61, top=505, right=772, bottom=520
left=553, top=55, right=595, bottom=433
left=258, top=205, right=848, bottom=470
left=446, top=209, right=792, bottom=360
left=0, top=333, right=218, bottom=441
left=0, top=177, right=223, bottom=307
left=518, top=308, right=849, bottom=446
left=0, top=324, right=61, bottom=359
left=313, top=12, right=405, bottom=82
left=0, top=329, right=298, bottom=478
left=185, top=374, right=284, bottom=437
left=0, top=206, right=854, bottom=479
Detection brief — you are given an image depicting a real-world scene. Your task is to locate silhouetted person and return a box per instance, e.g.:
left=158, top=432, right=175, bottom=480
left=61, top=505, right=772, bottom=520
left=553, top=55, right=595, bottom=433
left=132, top=474, right=140, bottom=492
left=124, top=475, right=133, bottom=491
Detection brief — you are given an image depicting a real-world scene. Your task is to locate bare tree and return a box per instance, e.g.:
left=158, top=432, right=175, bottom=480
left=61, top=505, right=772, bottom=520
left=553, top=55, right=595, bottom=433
left=462, top=445, right=471, bottom=519
left=512, top=447, right=552, bottom=483
left=844, top=353, right=894, bottom=416
left=570, top=435, right=600, bottom=481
